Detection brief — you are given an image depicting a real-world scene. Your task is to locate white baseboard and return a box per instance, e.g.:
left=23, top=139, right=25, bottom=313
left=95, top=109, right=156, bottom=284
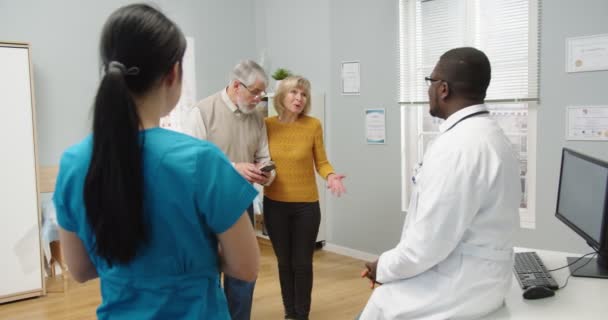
left=256, top=231, right=269, bottom=240
left=323, top=243, right=379, bottom=262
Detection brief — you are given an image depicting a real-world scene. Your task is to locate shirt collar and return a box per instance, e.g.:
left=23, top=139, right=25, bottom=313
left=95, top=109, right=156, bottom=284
left=438, top=104, right=488, bottom=133
left=221, top=88, right=239, bottom=113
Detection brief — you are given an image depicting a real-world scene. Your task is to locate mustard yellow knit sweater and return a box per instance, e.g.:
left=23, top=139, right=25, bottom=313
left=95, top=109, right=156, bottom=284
left=264, top=115, right=334, bottom=202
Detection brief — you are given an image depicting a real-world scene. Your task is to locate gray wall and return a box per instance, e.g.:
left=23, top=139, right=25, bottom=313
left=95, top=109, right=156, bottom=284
left=326, top=0, right=403, bottom=253
left=0, top=0, right=256, bottom=165
left=254, top=0, right=331, bottom=92
left=256, top=0, right=608, bottom=255
left=517, top=0, right=608, bottom=253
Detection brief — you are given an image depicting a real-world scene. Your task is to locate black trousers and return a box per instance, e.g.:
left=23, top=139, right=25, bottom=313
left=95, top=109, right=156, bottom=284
left=263, top=197, right=321, bottom=320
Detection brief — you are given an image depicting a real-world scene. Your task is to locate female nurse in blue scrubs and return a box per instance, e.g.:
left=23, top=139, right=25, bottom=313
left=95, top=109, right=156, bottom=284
left=53, top=4, right=260, bottom=319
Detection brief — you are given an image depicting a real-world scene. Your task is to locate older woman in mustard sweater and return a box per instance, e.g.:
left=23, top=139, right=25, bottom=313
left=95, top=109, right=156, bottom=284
left=264, top=75, right=346, bottom=320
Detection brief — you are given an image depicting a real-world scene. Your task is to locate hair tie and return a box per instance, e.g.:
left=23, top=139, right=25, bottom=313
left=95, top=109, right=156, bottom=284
left=107, top=61, right=140, bottom=76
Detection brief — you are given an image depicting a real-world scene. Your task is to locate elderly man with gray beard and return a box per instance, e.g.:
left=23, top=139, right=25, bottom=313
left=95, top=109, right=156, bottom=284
left=183, top=59, right=275, bottom=320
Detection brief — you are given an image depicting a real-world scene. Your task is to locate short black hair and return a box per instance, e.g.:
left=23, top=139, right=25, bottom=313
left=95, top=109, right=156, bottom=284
left=437, top=47, right=491, bottom=101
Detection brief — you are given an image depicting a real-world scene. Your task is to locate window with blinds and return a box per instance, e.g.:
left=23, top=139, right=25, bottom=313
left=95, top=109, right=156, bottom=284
left=399, top=0, right=539, bottom=104
left=399, top=0, right=540, bottom=228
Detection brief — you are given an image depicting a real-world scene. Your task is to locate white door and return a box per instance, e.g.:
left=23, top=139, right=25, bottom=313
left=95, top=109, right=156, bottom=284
left=0, top=44, right=43, bottom=302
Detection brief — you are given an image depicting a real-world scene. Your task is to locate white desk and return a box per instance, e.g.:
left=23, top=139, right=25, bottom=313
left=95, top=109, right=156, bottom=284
left=482, top=248, right=608, bottom=319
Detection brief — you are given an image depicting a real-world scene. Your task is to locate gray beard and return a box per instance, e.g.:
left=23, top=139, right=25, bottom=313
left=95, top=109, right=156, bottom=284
left=238, top=104, right=256, bottom=114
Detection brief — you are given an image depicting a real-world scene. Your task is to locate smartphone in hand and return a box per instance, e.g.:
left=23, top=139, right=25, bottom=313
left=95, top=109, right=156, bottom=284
left=260, top=162, right=276, bottom=172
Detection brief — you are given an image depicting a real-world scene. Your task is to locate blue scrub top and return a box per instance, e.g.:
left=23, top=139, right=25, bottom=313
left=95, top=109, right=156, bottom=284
left=54, top=128, right=257, bottom=320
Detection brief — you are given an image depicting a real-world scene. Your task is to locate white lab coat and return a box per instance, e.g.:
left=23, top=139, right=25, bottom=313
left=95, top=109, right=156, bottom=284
left=361, top=105, right=521, bottom=320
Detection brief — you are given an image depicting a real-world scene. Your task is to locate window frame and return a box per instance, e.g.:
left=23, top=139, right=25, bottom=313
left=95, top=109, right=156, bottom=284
left=398, top=0, right=540, bottom=228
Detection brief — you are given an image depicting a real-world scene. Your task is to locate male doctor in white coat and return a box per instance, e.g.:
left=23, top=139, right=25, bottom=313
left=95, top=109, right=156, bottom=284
left=359, top=47, right=521, bottom=320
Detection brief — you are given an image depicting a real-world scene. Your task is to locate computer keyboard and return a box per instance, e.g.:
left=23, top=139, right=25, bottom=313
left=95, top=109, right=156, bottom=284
left=513, top=251, right=559, bottom=290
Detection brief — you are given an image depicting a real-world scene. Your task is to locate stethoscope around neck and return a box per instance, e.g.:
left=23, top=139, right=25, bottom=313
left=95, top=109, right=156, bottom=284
left=444, top=110, right=490, bottom=132
left=411, top=110, right=490, bottom=185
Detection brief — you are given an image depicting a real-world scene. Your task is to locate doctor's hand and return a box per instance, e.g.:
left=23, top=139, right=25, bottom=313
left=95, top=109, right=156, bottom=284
left=361, top=259, right=381, bottom=289
left=327, top=173, right=346, bottom=197
left=235, top=162, right=267, bottom=184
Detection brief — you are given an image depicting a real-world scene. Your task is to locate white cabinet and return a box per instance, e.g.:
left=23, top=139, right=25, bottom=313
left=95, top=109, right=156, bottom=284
left=0, top=42, right=44, bottom=303
left=267, top=93, right=328, bottom=244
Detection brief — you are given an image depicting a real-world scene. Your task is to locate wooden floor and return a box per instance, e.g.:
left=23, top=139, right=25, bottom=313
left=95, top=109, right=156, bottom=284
left=0, top=239, right=371, bottom=319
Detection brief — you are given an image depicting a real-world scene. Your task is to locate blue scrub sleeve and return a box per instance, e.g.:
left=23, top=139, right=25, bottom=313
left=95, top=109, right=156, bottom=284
left=53, top=150, right=78, bottom=232
left=195, top=145, right=258, bottom=234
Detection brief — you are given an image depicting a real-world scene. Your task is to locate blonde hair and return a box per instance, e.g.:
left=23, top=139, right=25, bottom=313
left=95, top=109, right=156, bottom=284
left=273, top=76, right=312, bottom=117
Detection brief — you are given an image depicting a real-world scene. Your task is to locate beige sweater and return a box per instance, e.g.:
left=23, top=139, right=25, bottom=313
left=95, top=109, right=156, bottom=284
left=182, top=89, right=270, bottom=164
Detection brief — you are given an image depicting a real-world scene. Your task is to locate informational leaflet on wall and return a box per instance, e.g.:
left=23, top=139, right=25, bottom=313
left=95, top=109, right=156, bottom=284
left=341, top=61, right=360, bottom=95
left=160, top=36, right=197, bottom=132
left=566, top=106, right=608, bottom=141
left=365, top=108, right=386, bottom=144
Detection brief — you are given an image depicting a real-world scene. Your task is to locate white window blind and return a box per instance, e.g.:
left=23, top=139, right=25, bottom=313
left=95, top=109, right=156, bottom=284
left=399, top=0, right=539, bottom=104
left=399, top=0, right=540, bottom=228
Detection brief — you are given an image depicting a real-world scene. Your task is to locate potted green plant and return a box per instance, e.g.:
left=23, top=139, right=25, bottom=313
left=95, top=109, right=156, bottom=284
left=272, top=68, right=292, bottom=91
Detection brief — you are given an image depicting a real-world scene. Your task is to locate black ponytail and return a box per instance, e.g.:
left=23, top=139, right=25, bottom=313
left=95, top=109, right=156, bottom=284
left=84, top=4, right=186, bottom=265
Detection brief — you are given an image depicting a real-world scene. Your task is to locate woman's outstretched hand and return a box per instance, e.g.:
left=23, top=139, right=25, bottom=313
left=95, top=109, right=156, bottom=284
left=327, top=173, right=346, bottom=197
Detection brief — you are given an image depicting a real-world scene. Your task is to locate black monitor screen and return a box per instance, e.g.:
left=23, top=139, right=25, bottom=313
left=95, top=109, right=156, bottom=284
left=556, top=148, right=608, bottom=278
left=557, top=149, right=608, bottom=246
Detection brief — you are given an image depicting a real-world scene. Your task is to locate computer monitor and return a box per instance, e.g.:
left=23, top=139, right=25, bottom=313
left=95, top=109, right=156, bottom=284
left=555, top=148, right=608, bottom=278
